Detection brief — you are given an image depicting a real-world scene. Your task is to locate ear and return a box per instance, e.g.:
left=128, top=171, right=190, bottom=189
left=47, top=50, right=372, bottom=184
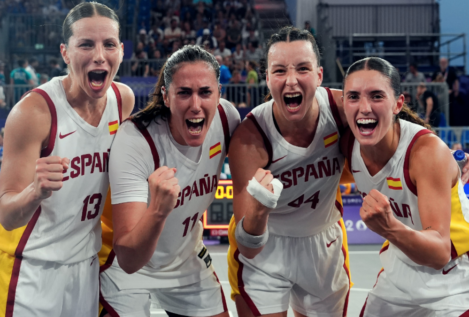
left=317, top=66, right=324, bottom=87
left=394, top=94, right=405, bottom=115
left=60, top=44, right=70, bottom=65
left=120, top=42, right=124, bottom=63
left=161, top=86, right=169, bottom=108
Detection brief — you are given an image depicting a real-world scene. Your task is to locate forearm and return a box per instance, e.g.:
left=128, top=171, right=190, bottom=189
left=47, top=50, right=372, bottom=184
left=384, top=222, right=450, bottom=270
left=0, top=184, right=43, bottom=231
left=113, top=209, right=167, bottom=274
left=235, top=204, right=270, bottom=259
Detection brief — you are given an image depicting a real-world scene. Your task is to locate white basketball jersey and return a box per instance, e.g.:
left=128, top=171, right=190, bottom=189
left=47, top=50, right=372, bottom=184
left=107, top=100, right=235, bottom=289
left=248, top=87, right=345, bottom=237
left=350, top=119, right=469, bottom=262
left=21, top=76, right=122, bottom=264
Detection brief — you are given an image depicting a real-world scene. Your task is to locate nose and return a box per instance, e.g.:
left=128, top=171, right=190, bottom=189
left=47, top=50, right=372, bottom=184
left=359, top=97, right=372, bottom=114
left=285, top=69, right=298, bottom=88
left=190, top=93, right=202, bottom=113
left=94, top=44, right=105, bottom=65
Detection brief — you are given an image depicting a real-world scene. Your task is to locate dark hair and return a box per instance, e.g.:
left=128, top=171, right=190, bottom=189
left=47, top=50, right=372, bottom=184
left=263, top=26, right=321, bottom=102
left=49, top=58, right=58, bottom=65
left=18, top=60, right=26, bottom=67
left=28, top=57, right=37, bottom=64
left=62, top=2, right=120, bottom=45
left=344, top=57, right=431, bottom=130
left=132, top=45, right=220, bottom=128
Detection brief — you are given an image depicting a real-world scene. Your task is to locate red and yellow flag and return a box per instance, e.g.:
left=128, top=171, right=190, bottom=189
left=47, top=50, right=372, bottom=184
left=209, top=142, right=221, bottom=159
left=324, top=132, right=338, bottom=148
left=386, top=177, right=403, bottom=190
left=108, top=120, right=119, bottom=135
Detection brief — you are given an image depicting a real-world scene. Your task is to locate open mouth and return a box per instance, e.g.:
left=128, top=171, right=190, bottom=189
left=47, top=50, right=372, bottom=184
left=284, top=93, right=303, bottom=112
left=186, top=118, right=205, bottom=135
left=88, top=70, right=108, bottom=90
left=356, top=118, right=378, bottom=136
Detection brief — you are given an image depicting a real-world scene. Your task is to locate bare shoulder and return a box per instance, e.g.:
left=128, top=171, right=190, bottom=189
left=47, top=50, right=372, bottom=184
left=113, top=81, right=135, bottom=119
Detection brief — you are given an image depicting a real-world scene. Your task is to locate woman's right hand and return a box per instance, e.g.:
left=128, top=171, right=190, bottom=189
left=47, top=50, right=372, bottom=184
left=254, top=168, right=274, bottom=193
left=33, top=156, right=69, bottom=200
left=148, top=166, right=180, bottom=218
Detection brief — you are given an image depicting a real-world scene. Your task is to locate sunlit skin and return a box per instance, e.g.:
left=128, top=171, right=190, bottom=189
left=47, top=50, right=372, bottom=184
left=343, top=70, right=404, bottom=168
left=162, top=61, right=221, bottom=147
left=266, top=41, right=323, bottom=131
left=60, top=16, right=123, bottom=103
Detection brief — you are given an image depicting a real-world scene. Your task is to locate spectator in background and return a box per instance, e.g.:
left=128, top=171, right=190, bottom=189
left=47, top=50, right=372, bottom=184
left=180, top=0, right=194, bottom=21
left=132, top=42, right=149, bottom=60
left=403, top=91, right=417, bottom=113
left=432, top=57, right=459, bottom=96
left=216, top=55, right=231, bottom=97
left=193, top=0, right=213, bottom=7
left=212, top=22, right=226, bottom=44
left=181, top=21, right=196, bottom=43
left=304, top=20, right=316, bottom=37
left=242, top=22, right=258, bottom=46
left=196, top=28, right=217, bottom=48
left=215, top=10, right=228, bottom=29
left=150, top=50, right=164, bottom=76
left=195, top=17, right=211, bottom=38
left=149, top=23, right=164, bottom=44
left=232, top=43, right=244, bottom=62
left=193, top=13, right=205, bottom=33
left=131, top=50, right=150, bottom=77
left=226, top=69, right=247, bottom=108
left=245, top=60, right=258, bottom=85
left=404, top=63, right=426, bottom=83
left=245, top=41, right=262, bottom=61
left=417, top=82, right=440, bottom=127
left=452, top=143, right=463, bottom=151
left=10, top=59, right=34, bottom=103
left=164, top=18, right=182, bottom=42
left=26, top=57, right=39, bottom=85
left=214, top=40, right=231, bottom=57
left=39, top=73, right=49, bottom=85
left=0, top=86, right=6, bottom=109
left=49, top=58, right=64, bottom=78
left=0, top=63, right=5, bottom=86
left=226, top=20, right=241, bottom=50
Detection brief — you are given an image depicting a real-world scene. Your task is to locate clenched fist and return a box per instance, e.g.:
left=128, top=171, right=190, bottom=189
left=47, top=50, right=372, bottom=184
left=360, top=189, right=399, bottom=237
left=33, top=156, right=69, bottom=200
left=254, top=168, right=274, bottom=193
left=148, top=166, right=180, bottom=218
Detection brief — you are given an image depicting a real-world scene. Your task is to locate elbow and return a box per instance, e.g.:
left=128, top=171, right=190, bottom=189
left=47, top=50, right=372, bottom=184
left=115, top=252, right=141, bottom=275
left=428, top=246, right=451, bottom=271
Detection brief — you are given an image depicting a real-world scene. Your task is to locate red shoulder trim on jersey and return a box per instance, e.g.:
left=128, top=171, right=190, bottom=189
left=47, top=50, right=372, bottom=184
left=234, top=249, right=261, bottom=316
left=111, top=82, right=123, bottom=124
left=325, top=87, right=345, bottom=136
left=246, top=112, right=273, bottom=169
left=31, top=88, right=57, bottom=157
left=99, top=249, right=116, bottom=274
left=450, top=241, right=458, bottom=260
left=132, top=121, right=160, bottom=170
left=217, top=104, right=231, bottom=155
left=6, top=207, right=42, bottom=317
left=403, top=129, right=433, bottom=196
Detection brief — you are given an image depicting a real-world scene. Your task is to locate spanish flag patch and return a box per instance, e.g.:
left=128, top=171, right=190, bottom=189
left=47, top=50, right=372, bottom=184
left=386, top=177, right=403, bottom=190
left=209, top=142, right=221, bottom=159
left=108, top=120, right=119, bottom=135
left=324, top=132, right=338, bottom=148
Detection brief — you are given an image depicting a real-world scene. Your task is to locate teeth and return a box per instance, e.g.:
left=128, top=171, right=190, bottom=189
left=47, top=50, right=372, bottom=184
left=285, top=93, right=301, bottom=98
left=188, top=118, right=204, bottom=123
left=91, top=70, right=105, bottom=74
left=287, top=105, right=300, bottom=110
left=91, top=81, right=103, bottom=87
left=188, top=126, right=202, bottom=135
left=357, top=118, right=377, bottom=124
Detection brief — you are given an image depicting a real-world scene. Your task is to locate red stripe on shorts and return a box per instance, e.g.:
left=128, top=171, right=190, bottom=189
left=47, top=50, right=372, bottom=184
left=233, top=249, right=262, bottom=316
left=213, top=272, right=228, bottom=312
left=99, top=288, right=121, bottom=317
left=340, top=228, right=350, bottom=317
left=460, top=308, right=469, bottom=316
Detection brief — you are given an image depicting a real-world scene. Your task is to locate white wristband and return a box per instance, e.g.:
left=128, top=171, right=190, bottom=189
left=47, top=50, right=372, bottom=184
left=246, top=176, right=283, bottom=209
left=235, top=216, right=269, bottom=249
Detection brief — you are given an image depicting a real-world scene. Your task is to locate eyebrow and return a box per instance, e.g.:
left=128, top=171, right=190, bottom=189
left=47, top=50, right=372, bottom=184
left=271, top=61, right=312, bottom=68
left=345, top=89, right=386, bottom=95
left=177, top=86, right=212, bottom=90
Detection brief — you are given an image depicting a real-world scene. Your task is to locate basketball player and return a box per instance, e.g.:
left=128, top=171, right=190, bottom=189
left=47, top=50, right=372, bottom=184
left=99, top=45, right=240, bottom=317
left=341, top=57, right=469, bottom=316
left=0, top=3, right=134, bottom=316
left=227, top=26, right=352, bottom=317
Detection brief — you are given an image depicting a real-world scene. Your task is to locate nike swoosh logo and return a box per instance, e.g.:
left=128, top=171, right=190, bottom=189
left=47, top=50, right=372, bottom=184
left=272, top=155, right=287, bottom=163
left=59, top=130, right=77, bottom=139
left=442, top=264, right=457, bottom=275
left=352, top=169, right=361, bottom=173
left=327, top=238, right=338, bottom=248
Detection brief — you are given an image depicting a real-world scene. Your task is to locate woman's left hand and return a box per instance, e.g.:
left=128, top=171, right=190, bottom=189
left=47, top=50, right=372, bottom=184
left=360, top=189, right=399, bottom=238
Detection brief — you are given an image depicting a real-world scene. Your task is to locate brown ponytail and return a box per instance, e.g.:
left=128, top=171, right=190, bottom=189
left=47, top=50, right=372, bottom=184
left=396, top=103, right=433, bottom=130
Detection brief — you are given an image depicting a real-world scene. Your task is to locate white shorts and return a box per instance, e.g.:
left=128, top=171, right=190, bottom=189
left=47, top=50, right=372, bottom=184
left=360, top=245, right=469, bottom=317
left=100, top=271, right=228, bottom=317
left=228, top=220, right=351, bottom=317
left=0, top=251, right=99, bottom=317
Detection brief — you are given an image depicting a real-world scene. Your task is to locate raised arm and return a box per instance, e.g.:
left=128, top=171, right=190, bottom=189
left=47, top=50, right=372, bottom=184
left=229, top=118, right=273, bottom=259
left=361, top=134, right=455, bottom=270
left=0, top=93, right=69, bottom=230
